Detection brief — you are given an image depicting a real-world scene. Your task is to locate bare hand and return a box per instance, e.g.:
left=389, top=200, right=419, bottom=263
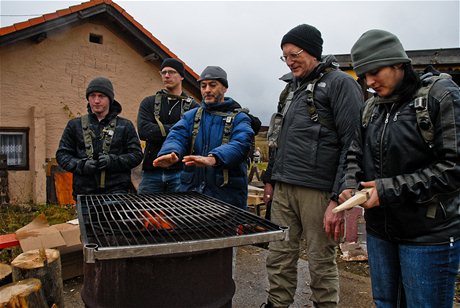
left=153, top=152, right=179, bottom=168
left=338, top=189, right=354, bottom=204
left=360, top=181, right=380, bottom=209
left=182, top=155, right=216, bottom=167
left=323, top=200, right=345, bottom=242
left=263, top=183, right=274, bottom=204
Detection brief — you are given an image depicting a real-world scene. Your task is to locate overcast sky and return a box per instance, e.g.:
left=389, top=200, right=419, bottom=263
left=1, top=0, right=459, bottom=124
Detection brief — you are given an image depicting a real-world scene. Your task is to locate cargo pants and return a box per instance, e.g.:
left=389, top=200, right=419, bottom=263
left=266, top=182, right=339, bottom=307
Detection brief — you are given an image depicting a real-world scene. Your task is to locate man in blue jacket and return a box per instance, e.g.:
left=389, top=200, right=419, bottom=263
left=153, top=66, right=254, bottom=209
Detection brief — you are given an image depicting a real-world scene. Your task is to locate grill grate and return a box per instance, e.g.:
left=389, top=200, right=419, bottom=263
left=77, top=192, right=287, bottom=262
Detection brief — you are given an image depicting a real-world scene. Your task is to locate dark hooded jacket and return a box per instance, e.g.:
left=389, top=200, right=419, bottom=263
left=267, top=55, right=363, bottom=198
left=56, top=100, right=143, bottom=199
left=341, top=75, right=460, bottom=244
left=158, top=98, right=254, bottom=209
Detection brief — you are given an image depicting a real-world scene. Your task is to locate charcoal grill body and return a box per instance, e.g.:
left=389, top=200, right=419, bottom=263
left=77, top=192, right=287, bottom=308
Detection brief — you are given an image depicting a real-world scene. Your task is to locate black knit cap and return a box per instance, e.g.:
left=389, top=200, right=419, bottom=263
left=281, top=24, right=323, bottom=60
left=197, top=66, right=228, bottom=88
left=161, top=58, right=185, bottom=77
left=86, top=77, right=114, bottom=103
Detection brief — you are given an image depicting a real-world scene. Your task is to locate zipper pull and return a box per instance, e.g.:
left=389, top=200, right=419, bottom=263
left=384, top=113, right=390, bottom=124
left=393, top=112, right=400, bottom=122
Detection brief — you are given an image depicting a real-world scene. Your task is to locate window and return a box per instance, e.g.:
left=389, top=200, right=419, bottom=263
left=89, top=33, right=103, bottom=44
left=0, top=128, right=29, bottom=170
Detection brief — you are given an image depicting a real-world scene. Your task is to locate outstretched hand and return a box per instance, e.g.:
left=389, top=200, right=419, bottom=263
left=153, top=152, right=179, bottom=168
left=182, top=155, right=216, bottom=167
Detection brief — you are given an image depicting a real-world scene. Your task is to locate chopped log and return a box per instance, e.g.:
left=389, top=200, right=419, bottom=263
left=0, top=278, right=47, bottom=307
left=11, top=249, right=64, bottom=308
left=0, top=263, right=12, bottom=286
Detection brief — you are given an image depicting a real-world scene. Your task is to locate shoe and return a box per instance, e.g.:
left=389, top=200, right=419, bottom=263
left=260, top=300, right=274, bottom=308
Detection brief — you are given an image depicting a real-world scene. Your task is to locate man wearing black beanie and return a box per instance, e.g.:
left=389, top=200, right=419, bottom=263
left=262, top=24, right=364, bottom=307
left=137, top=58, right=198, bottom=193
left=56, top=77, right=143, bottom=199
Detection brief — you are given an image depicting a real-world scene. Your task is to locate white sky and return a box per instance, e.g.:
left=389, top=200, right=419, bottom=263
left=1, top=0, right=459, bottom=124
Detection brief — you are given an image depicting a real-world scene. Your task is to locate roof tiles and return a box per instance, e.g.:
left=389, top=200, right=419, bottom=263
left=0, top=0, right=199, bottom=79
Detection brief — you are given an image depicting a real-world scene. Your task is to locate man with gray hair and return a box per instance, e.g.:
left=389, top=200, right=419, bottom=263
left=154, top=66, right=254, bottom=209
left=262, top=24, right=363, bottom=307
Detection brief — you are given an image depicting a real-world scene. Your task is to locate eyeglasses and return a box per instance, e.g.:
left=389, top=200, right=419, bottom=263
left=159, top=70, right=178, bottom=76
left=280, top=49, right=304, bottom=62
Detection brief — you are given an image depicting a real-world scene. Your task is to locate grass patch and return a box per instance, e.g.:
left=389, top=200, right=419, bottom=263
left=0, top=204, right=77, bottom=263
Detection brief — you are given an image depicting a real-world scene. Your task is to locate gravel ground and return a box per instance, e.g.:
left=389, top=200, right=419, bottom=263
left=62, top=245, right=373, bottom=308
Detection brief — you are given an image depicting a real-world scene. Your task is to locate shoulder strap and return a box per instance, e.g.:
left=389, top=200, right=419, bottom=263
left=182, top=96, right=194, bottom=113
left=413, top=74, right=451, bottom=149
left=220, top=108, right=244, bottom=186
left=362, top=96, right=378, bottom=128
left=305, top=67, right=336, bottom=130
left=81, top=115, right=94, bottom=159
left=417, top=74, right=452, bottom=219
left=191, top=107, right=244, bottom=187
left=190, top=107, right=204, bottom=154
left=101, top=117, right=117, bottom=155
left=221, top=108, right=244, bottom=145
left=99, top=116, right=117, bottom=189
left=154, top=94, right=167, bottom=137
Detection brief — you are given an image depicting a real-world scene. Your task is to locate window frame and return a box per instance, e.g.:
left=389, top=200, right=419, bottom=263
left=0, top=127, right=30, bottom=170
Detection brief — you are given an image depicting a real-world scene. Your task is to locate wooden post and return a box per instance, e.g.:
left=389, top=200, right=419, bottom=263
left=0, top=278, right=47, bottom=307
left=11, top=248, right=64, bottom=308
left=0, top=264, right=12, bottom=287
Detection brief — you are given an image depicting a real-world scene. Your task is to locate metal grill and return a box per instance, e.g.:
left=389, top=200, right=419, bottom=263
left=77, top=192, right=287, bottom=262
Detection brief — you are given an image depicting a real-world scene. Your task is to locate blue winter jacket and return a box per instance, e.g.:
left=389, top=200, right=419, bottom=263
left=158, top=98, right=254, bottom=209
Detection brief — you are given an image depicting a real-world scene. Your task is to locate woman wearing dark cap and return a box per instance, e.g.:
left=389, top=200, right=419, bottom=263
left=339, top=29, right=460, bottom=307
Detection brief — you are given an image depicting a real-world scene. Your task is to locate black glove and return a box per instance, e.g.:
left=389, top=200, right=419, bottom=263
left=83, top=159, right=98, bottom=174
left=98, top=154, right=111, bottom=170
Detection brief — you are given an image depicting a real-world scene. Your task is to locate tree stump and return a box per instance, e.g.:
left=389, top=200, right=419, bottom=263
left=0, top=263, right=12, bottom=286
left=11, top=249, right=64, bottom=308
left=0, top=278, right=47, bottom=307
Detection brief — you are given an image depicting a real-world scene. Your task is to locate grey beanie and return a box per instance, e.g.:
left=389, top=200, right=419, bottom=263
left=86, top=77, right=114, bottom=103
left=161, top=58, right=185, bottom=77
left=351, top=29, right=411, bottom=76
left=281, top=24, right=323, bottom=60
left=197, top=66, right=228, bottom=88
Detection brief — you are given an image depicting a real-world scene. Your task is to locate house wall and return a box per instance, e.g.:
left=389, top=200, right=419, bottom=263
left=0, top=21, right=197, bottom=204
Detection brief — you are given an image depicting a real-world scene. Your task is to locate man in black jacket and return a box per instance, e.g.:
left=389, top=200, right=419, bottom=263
left=56, top=77, right=143, bottom=200
left=263, top=24, right=363, bottom=308
left=137, top=58, right=198, bottom=193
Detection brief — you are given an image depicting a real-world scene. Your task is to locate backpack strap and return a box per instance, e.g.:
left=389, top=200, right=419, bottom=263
left=413, top=74, right=451, bottom=149
left=80, top=115, right=117, bottom=189
left=154, top=94, right=167, bottom=137
left=155, top=94, right=195, bottom=137
left=191, top=107, right=245, bottom=186
left=415, top=73, right=452, bottom=219
left=99, top=117, right=117, bottom=189
left=181, top=96, right=195, bottom=114
left=190, top=107, right=204, bottom=155
left=305, top=67, right=336, bottom=130
left=81, top=114, right=94, bottom=159
left=361, top=96, right=378, bottom=128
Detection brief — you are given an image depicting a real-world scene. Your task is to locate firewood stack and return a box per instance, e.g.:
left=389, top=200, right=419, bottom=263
left=0, top=248, right=64, bottom=307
